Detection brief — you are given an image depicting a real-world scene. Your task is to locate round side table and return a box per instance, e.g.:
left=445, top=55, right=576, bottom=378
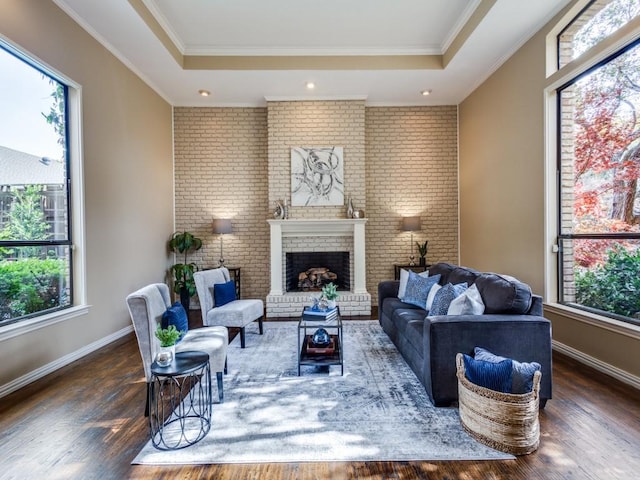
left=149, top=350, right=211, bottom=450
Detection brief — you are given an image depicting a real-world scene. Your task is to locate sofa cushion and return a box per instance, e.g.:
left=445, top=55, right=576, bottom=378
left=447, top=283, right=485, bottom=315
left=448, top=266, right=481, bottom=286
left=463, top=354, right=513, bottom=393
left=391, top=308, right=428, bottom=336
left=429, top=282, right=468, bottom=316
left=382, top=297, right=422, bottom=321
left=427, top=263, right=458, bottom=284
left=474, top=347, right=541, bottom=394
left=403, top=271, right=441, bottom=309
left=474, top=273, right=532, bottom=314
left=161, top=302, right=188, bottom=343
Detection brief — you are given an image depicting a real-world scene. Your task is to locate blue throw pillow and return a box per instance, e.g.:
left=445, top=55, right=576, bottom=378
left=214, top=280, right=237, bottom=307
left=161, top=302, right=188, bottom=343
left=474, top=347, right=542, bottom=394
left=429, top=282, right=468, bottom=316
left=463, top=354, right=512, bottom=393
left=402, top=271, right=441, bottom=309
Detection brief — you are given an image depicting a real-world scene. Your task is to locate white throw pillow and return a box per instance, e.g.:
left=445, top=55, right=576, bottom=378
left=426, top=283, right=441, bottom=311
left=447, top=283, right=485, bottom=315
left=398, top=269, right=429, bottom=301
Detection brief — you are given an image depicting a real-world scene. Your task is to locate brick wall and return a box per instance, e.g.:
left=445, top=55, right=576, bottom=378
left=267, top=100, right=366, bottom=218
left=173, top=107, right=270, bottom=301
left=173, top=103, right=459, bottom=308
left=365, top=106, right=459, bottom=302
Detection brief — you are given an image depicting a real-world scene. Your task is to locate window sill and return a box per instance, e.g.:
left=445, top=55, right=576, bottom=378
left=543, top=303, right=640, bottom=340
left=0, top=305, right=91, bottom=343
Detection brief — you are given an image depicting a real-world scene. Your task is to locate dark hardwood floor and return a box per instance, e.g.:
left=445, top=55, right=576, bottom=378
left=1, top=314, right=639, bottom=480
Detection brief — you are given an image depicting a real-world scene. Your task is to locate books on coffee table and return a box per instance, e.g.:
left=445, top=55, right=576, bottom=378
left=303, top=306, right=338, bottom=321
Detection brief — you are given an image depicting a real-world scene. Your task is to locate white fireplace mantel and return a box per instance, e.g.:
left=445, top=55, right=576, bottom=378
left=267, top=218, right=368, bottom=296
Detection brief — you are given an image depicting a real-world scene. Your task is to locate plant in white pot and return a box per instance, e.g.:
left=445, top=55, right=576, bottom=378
left=154, top=324, right=183, bottom=366
left=321, top=282, right=339, bottom=309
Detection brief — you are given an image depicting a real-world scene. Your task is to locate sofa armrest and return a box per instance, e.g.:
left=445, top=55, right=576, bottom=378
left=378, top=280, right=400, bottom=313
left=423, top=314, right=553, bottom=404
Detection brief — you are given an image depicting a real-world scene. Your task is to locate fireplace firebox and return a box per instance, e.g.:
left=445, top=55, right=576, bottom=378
left=286, top=252, right=350, bottom=292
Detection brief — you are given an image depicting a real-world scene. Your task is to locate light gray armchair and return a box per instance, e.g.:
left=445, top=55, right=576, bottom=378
left=194, top=267, right=264, bottom=348
left=126, top=283, right=228, bottom=415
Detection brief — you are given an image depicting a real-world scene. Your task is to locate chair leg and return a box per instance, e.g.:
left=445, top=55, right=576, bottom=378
left=217, top=372, right=224, bottom=403
left=224, top=357, right=228, bottom=375
left=258, top=316, right=264, bottom=335
left=240, top=327, right=246, bottom=348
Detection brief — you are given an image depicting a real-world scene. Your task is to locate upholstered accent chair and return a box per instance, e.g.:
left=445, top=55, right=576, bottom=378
left=126, top=283, right=228, bottom=415
left=194, top=267, right=264, bottom=348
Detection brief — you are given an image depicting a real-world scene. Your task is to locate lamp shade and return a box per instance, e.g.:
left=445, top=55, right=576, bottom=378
left=212, top=218, right=232, bottom=234
left=401, top=216, right=421, bottom=231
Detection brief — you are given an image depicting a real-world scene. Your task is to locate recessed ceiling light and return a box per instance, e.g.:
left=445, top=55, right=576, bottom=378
left=421, top=89, right=432, bottom=96
left=306, top=82, right=315, bottom=89
left=198, top=89, right=211, bottom=97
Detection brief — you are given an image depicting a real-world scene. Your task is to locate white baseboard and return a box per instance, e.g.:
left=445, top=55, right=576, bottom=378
left=552, top=340, right=640, bottom=390
left=0, top=325, right=133, bottom=399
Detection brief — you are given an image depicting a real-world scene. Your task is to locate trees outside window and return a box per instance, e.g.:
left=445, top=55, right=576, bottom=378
left=0, top=45, right=72, bottom=324
left=557, top=0, right=640, bottom=324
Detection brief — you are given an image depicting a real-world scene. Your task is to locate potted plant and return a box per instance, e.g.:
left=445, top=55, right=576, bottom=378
left=416, top=240, right=428, bottom=266
left=169, top=231, right=203, bottom=311
left=154, top=324, right=183, bottom=366
left=321, top=282, right=339, bottom=309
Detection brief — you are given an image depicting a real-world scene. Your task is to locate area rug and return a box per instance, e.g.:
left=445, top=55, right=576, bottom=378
left=133, top=320, right=513, bottom=464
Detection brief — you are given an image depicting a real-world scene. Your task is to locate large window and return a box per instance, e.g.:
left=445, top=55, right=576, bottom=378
left=0, top=45, right=72, bottom=325
left=557, top=0, right=640, bottom=325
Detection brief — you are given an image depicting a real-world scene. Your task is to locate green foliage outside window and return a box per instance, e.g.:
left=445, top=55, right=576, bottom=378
left=0, top=257, right=66, bottom=321
left=575, top=246, right=640, bottom=319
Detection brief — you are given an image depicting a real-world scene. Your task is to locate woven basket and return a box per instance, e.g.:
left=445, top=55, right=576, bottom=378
left=456, top=353, right=541, bottom=455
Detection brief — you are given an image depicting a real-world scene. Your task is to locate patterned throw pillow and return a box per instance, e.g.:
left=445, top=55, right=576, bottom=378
left=447, top=283, right=485, bottom=315
left=474, top=347, right=542, bottom=394
left=429, top=282, right=468, bottom=316
left=463, top=354, right=513, bottom=393
left=402, top=271, right=441, bottom=309
left=398, top=268, right=429, bottom=301
left=161, top=302, right=188, bottom=343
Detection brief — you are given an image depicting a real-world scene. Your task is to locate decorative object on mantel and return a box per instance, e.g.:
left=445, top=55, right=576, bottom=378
left=346, top=195, right=354, bottom=218
left=401, top=216, right=422, bottom=266
left=273, top=200, right=285, bottom=219
left=168, top=231, right=203, bottom=311
left=291, top=146, right=344, bottom=206
left=212, top=218, right=232, bottom=266
left=416, top=240, right=428, bottom=266
left=353, top=209, right=365, bottom=218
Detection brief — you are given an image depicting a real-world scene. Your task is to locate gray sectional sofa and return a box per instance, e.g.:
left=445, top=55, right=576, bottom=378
left=378, top=262, right=552, bottom=407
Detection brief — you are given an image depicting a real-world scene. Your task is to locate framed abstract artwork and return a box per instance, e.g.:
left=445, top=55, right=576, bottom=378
left=291, top=146, right=344, bottom=206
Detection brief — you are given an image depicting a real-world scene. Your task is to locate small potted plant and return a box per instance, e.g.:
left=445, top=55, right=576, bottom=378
left=416, top=240, right=428, bottom=266
left=154, top=324, right=183, bottom=366
left=321, top=282, right=339, bottom=309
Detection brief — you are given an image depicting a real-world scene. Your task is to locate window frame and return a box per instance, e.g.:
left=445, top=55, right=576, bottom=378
left=545, top=2, right=640, bottom=333
left=0, top=39, right=88, bottom=336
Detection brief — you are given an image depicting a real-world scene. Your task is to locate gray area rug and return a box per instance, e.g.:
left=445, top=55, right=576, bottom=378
left=133, top=320, right=512, bottom=464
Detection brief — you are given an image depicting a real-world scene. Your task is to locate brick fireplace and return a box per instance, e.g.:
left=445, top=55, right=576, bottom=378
left=266, top=218, right=371, bottom=317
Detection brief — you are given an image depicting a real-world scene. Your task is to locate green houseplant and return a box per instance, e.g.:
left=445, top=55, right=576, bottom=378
left=154, top=324, right=183, bottom=366
left=416, top=240, right=428, bottom=266
left=321, top=282, right=339, bottom=308
left=169, top=231, right=203, bottom=311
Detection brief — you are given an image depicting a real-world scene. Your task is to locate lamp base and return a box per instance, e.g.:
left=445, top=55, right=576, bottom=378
left=218, top=258, right=225, bottom=266
left=409, top=255, right=416, bottom=266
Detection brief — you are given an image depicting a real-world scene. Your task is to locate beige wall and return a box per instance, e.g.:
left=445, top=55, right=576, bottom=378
left=459, top=0, right=640, bottom=380
left=173, top=103, right=459, bottom=305
left=0, top=0, right=173, bottom=388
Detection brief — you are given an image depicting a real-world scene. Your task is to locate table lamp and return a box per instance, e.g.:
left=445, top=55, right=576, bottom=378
left=212, top=218, right=232, bottom=266
left=401, top=216, right=421, bottom=266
